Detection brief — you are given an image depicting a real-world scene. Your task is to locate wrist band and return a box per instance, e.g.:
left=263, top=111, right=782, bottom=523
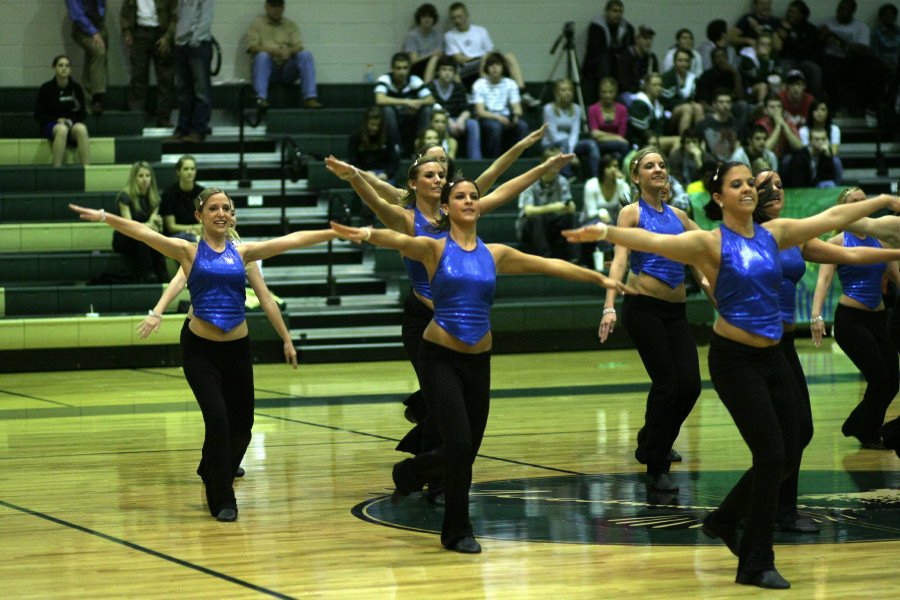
left=595, top=222, right=608, bottom=241
left=811, top=315, right=824, bottom=323
left=362, top=227, right=372, bottom=241
left=148, top=310, right=162, bottom=319
left=99, top=209, right=106, bottom=222
left=602, top=308, right=616, bottom=316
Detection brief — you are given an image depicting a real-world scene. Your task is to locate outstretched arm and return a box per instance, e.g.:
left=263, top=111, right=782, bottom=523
left=479, top=152, right=574, bottom=214
left=325, top=156, right=410, bottom=232
left=137, top=267, right=188, bottom=338
left=329, top=221, right=437, bottom=267
left=802, top=237, right=900, bottom=264
left=357, top=168, right=408, bottom=205
left=246, top=262, right=297, bottom=369
left=766, top=195, right=900, bottom=249
left=69, top=203, right=194, bottom=266
left=489, top=244, right=627, bottom=292
left=844, top=215, right=900, bottom=248
left=240, top=229, right=337, bottom=263
left=474, top=124, right=547, bottom=197
left=563, top=222, right=715, bottom=269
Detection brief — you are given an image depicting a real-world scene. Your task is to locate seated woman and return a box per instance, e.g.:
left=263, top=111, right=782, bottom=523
left=660, top=48, right=704, bottom=135
left=113, top=161, right=168, bottom=283
left=542, top=78, right=599, bottom=180
left=34, top=55, right=90, bottom=167
left=348, top=106, right=401, bottom=184
left=427, top=109, right=458, bottom=159
left=160, top=155, right=204, bottom=242
left=798, top=100, right=841, bottom=156
left=588, top=77, right=631, bottom=162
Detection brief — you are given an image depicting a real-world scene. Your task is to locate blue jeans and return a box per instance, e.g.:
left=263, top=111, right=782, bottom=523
left=382, top=104, right=432, bottom=155
left=252, top=51, right=318, bottom=100
left=175, top=41, right=212, bottom=135
left=464, top=118, right=482, bottom=159
left=479, top=117, right=528, bottom=158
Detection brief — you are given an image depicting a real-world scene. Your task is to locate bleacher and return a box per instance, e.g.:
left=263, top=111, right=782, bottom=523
left=0, top=81, right=895, bottom=371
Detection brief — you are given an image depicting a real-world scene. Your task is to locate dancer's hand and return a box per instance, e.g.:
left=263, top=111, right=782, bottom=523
left=598, top=310, right=616, bottom=344
left=810, top=316, right=826, bottom=347
left=519, top=123, right=548, bottom=148
left=562, top=223, right=608, bottom=243
left=325, top=156, right=358, bottom=181
left=69, top=203, right=106, bottom=223
left=283, top=340, right=298, bottom=369
left=136, top=314, right=161, bottom=338
left=330, top=221, right=372, bottom=244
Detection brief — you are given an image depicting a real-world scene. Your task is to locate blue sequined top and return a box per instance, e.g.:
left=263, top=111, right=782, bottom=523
left=778, top=246, right=806, bottom=325
left=837, top=233, right=885, bottom=310
left=402, top=206, right=447, bottom=300
left=187, top=239, right=246, bottom=332
left=629, top=198, right=686, bottom=288
left=431, top=236, right=496, bottom=345
left=715, top=223, right=782, bottom=340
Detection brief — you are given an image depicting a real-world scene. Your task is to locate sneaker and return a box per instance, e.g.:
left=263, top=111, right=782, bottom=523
left=520, top=92, right=541, bottom=108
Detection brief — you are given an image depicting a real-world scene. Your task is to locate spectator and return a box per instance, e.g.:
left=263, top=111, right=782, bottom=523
left=443, top=2, right=539, bottom=106
left=582, top=155, right=630, bottom=226
left=660, top=48, right=704, bottom=135
left=582, top=0, right=635, bottom=106
left=731, top=123, right=780, bottom=171
left=668, top=128, right=715, bottom=186
left=121, top=0, right=177, bottom=127
left=428, top=55, right=480, bottom=158
left=627, top=72, right=668, bottom=148
left=699, top=19, right=739, bottom=71
left=173, top=0, right=214, bottom=142
left=756, top=93, right=804, bottom=159
left=588, top=77, right=631, bottom=161
left=662, top=29, right=703, bottom=80
left=697, top=90, right=744, bottom=162
left=374, top=52, right=434, bottom=155
left=472, top=52, right=529, bottom=158
left=616, top=25, right=660, bottom=102
left=783, top=127, right=844, bottom=187
left=739, top=31, right=783, bottom=105
left=413, top=127, right=442, bottom=157
left=776, top=0, right=823, bottom=98
left=696, top=47, right=747, bottom=121
left=516, top=147, right=578, bottom=261
left=798, top=99, right=841, bottom=155
left=35, top=55, right=90, bottom=167
left=428, top=109, right=458, bottom=159
left=779, top=69, right=815, bottom=128
left=348, top=106, right=400, bottom=183
left=735, top=0, right=783, bottom=49
left=819, top=0, right=880, bottom=121
left=160, top=155, right=203, bottom=241
left=246, top=0, right=322, bottom=110
left=65, top=0, right=107, bottom=114
left=543, top=78, right=599, bottom=179
left=872, top=3, right=900, bottom=123
left=404, top=3, right=442, bottom=82
left=113, top=161, right=167, bottom=283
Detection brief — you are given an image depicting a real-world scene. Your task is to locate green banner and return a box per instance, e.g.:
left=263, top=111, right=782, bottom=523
left=688, top=188, right=849, bottom=324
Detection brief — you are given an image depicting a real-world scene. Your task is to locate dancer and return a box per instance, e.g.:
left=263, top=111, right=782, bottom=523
left=70, top=189, right=335, bottom=522
left=599, top=147, right=710, bottom=492
left=754, top=171, right=900, bottom=532
left=329, top=165, right=626, bottom=554
left=564, top=162, right=900, bottom=589
left=810, top=187, right=900, bottom=449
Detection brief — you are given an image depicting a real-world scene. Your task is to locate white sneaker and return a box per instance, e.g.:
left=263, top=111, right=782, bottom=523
left=521, top=92, right=542, bottom=108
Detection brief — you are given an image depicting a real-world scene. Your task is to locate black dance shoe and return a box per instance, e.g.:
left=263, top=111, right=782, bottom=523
left=445, top=536, right=482, bottom=554
left=667, top=449, right=683, bottom=462
left=391, top=459, right=419, bottom=504
left=235, top=467, right=245, bottom=477
left=859, top=438, right=889, bottom=450
left=216, top=508, right=238, bottom=522
left=776, top=512, right=820, bottom=533
left=702, top=512, right=740, bottom=557
left=736, top=568, right=790, bottom=589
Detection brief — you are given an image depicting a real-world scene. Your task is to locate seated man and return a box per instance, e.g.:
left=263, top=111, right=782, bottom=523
left=374, top=52, right=434, bottom=155
left=444, top=2, right=539, bottom=106
left=731, top=123, right=779, bottom=172
left=516, top=147, right=578, bottom=261
left=696, top=90, right=744, bottom=162
left=428, top=55, right=481, bottom=158
left=616, top=25, right=660, bottom=103
left=246, top=0, right=322, bottom=109
left=472, top=52, right=529, bottom=158
left=779, top=69, right=814, bottom=128
left=755, top=93, right=804, bottom=160
left=782, top=127, right=843, bottom=187
left=403, top=2, right=442, bottom=82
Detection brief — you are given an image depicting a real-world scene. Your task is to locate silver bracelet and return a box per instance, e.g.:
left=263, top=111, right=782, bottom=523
left=362, top=227, right=372, bottom=241
left=810, top=315, right=824, bottom=323
left=602, top=308, right=616, bottom=316
left=99, top=208, right=106, bottom=222
left=148, top=310, right=162, bottom=319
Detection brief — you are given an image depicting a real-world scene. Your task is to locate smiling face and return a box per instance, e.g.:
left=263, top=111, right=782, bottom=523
left=715, top=165, right=757, bottom=216
left=442, top=181, right=480, bottom=225
left=195, top=192, right=234, bottom=234
left=632, top=152, right=668, bottom=197
left=409, top=161, right=446, bottom=201
left=754, top=170, right=784, bottom=219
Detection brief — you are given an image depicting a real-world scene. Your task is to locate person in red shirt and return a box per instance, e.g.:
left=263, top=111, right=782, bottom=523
left=778, top=69, right=815, bottom=128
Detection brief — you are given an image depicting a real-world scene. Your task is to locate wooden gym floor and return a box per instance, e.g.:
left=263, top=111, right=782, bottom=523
left=1, top=339, right=898, bottom=599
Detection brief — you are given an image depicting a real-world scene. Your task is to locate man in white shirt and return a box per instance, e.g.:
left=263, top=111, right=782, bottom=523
left=444, top=2, right=539, bottom=107
left=374, top=52, right=435, bottom=154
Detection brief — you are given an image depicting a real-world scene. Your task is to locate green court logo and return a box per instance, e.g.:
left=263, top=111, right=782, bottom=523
left=353, top=470, right=900, bottom=545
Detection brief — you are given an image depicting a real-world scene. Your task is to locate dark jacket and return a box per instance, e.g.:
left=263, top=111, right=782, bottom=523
left=34, top=78, right=87, bottom=125
left=120, top=0, right=178, bottom=43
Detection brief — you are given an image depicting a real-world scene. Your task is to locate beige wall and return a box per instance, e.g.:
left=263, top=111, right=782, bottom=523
left=0, top=1, right=887, bottom=87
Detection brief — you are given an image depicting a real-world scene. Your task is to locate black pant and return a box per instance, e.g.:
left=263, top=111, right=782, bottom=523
left=113, top=231, right=168, bottom=282
left=622, top=295, right=701, bottom=475
left=889, top=302, right=900, bottom=352
left=707, top=333, right=802, bottom=577
left=776, top=330, right=814, bottom=517
left=407, top=340, right=491, bottom=546
left=833, top=304, right=899, bottom=441
left=519, top=213, right=577, bottom=260
left=181, top=322, right=255, bottom=515
left=396, top=292, right=441, bottom=456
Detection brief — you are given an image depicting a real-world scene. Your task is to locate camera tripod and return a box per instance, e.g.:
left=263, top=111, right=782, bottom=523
left=540, top=25, right=588, bottom=133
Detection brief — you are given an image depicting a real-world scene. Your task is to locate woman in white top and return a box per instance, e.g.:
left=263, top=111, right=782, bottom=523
left=798, top=100, right=841, bottom=156
left=542, top=78, right=599, bottom=179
